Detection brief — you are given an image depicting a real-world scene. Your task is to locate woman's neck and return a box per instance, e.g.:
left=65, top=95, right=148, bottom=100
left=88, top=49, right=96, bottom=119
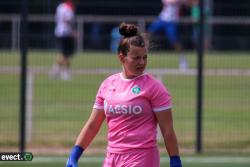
left=121, top=72, right=145, bottom=80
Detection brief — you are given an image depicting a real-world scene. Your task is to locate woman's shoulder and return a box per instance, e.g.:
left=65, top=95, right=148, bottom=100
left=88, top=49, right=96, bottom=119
left=105, top=73, right=120, bottom=81
left=142, top=73, right=168, bottom=90
left=100, top=73, right=121, bottom=85
left=143, top=73, right=161, bottom=83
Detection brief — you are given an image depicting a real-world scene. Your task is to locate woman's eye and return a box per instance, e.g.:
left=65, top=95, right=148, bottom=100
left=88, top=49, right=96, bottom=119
left=133, top=57, right=140, bottom=60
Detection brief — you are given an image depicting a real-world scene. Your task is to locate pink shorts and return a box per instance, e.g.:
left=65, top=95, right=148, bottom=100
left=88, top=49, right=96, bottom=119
left=102, top=147, right=160, bottom=167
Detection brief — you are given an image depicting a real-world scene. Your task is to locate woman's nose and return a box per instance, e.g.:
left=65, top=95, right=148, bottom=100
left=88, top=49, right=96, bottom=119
left=139, top=58, right=145, bottom=64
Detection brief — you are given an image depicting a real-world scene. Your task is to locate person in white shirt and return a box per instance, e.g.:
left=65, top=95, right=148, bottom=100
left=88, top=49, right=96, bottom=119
left=50, top=0, right=76, bottom=80
left=148, top=0, right=189, bottom=71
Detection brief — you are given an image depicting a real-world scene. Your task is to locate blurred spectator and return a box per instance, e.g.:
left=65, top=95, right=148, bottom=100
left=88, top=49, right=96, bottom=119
left=89, top=23, right=103, bottom=49
left=110, top=26, right=122, bottom=53
left=50, top=0, right=76, bottom=80
left=148, top=0, right=189, bottom=71
left=191, top=0, right=211, bottom=50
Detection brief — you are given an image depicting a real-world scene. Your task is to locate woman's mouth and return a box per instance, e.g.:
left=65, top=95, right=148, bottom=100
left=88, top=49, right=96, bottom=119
left=136, top=67, right=145, bottom=71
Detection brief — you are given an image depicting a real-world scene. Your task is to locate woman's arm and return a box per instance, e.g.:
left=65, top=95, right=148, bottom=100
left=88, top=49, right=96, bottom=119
left=65, top=108, right=105, bottom=167
left=155, top=109, right=180, bottom=156
left=75, top=108, right=106, bottom=149
left=155, top=109, right=182, bottom=167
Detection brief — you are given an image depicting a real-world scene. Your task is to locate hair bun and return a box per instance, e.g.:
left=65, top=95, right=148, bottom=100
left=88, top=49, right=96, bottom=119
left=119, top=22, right=138, bottom=38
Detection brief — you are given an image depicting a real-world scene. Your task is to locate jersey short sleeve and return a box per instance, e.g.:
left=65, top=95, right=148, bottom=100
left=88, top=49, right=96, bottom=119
left=150, top=80, right=172, bottom=112
left=93, top=80, right=107, bottom=110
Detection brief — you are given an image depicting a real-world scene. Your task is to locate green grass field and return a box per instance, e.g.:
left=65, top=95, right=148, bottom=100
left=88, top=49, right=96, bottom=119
left=0, top=50, right=250, bottom=166
left=1, top=50, right=250, bottom=69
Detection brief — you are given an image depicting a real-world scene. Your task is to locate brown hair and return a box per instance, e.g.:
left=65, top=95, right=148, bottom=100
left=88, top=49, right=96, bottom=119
left=118, top=22, right=147, bottom=56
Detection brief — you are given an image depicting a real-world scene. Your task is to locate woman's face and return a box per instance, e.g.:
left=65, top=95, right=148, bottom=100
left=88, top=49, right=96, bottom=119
left=119, top=45, right=148, bottom=79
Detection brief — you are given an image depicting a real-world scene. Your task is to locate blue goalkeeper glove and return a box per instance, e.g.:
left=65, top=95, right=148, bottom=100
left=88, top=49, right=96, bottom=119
left=170, top=156, right=182, bottom=167
left=65, top=145, right=84, bottom=167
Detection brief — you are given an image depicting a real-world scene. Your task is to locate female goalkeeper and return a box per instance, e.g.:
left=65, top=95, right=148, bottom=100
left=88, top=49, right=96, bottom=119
left=66, top=22, right=182, bottom=167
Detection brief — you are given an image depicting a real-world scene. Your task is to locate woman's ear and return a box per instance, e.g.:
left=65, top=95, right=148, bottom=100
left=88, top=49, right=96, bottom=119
left=118, top=53, right=125, bottom=63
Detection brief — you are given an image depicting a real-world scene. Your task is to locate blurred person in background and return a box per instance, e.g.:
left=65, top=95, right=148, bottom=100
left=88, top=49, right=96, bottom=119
left=89, top=23, right=103, bottom=49
left=191, top=0, right=211, bottom=50
left=110, top=26, right=122, bottom=53
left=148, top=0, right=189, bottom=71
left=50, top=0, right=77, bottom=80
left=65, top=22, right=182, bottom=167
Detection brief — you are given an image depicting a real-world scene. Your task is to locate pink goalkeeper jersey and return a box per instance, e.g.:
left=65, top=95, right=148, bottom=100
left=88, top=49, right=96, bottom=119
left=93, top=73, right=172, bottom=153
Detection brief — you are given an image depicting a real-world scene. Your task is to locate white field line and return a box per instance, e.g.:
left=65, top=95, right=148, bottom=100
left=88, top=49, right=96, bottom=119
left=1, top=66, right=250, bottom=76
left=2, top=156, right=249, bottom=164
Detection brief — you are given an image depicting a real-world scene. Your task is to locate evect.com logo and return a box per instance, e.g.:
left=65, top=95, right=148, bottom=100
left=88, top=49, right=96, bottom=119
left=0, top=152, right=33, bottom=161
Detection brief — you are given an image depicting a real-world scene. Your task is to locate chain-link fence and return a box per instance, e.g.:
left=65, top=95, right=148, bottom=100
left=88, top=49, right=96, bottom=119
left=0, top=0, right=250, bottom=156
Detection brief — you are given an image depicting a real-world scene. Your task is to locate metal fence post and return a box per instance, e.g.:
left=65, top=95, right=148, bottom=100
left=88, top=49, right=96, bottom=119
left=196, top=0, right=205, bottom=154
left=20, top=0, right=28, bottom=153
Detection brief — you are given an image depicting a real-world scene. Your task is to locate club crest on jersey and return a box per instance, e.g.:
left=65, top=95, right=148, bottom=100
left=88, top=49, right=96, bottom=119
left=132, top=85, right=141, bottom=94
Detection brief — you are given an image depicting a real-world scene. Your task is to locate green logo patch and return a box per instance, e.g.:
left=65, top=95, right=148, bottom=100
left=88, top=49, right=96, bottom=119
left=132, top=86, right=141, bottom=94
left=23, top=152, right=33, bottom=161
